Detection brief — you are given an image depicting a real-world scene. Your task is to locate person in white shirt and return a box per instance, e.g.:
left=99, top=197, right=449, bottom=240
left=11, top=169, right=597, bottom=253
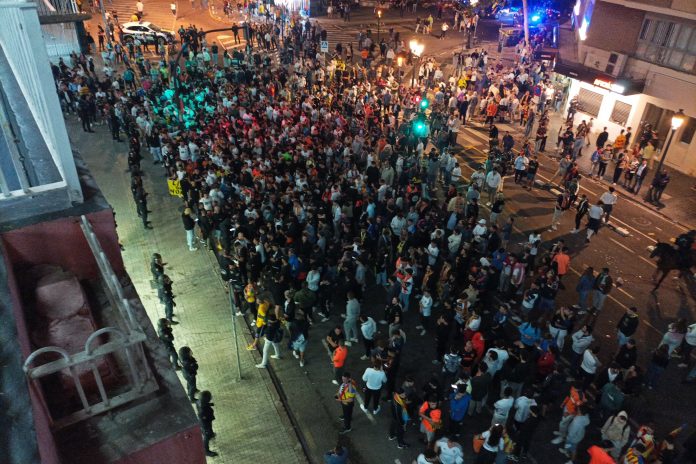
left=359, top=315, right=377, bottom=360
left=416, top=290, right=433, bottom=336
left=361, top=362, right=387, bottom=414
left=473, top=219, right=487, bottom=240
left=426, top=241, right=440, bottom=266
left=434, top=437, right=464, bottom=464
left=599, top=186, right=618, bottom=223
left=513, top=393, right=537, bottom=426
left=586, top=201, right=604, bottom=242
left=579, top=346, right=601, bottom=388
left=485, top=168, right=502, bottom=205
left=492, top=387, right=514, bottom=425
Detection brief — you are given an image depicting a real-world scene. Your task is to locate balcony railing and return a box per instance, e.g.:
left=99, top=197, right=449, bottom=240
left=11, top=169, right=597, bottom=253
left=35, top=0, right=79, bottom=16
left=22, top=216, right=159, bottom=430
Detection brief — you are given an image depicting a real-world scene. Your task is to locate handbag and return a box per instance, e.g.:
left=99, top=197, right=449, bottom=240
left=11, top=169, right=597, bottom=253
left=473, top=434, right=485, bottom=453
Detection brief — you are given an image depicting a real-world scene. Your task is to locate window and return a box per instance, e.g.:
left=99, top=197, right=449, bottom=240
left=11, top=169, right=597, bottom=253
left=610, top=101, right=631, bottom=126
left=637, top=17, right=696, bottom=74
left=680, top=117, right=696, bottom=145
left=576, top=88, right=603, bottom=117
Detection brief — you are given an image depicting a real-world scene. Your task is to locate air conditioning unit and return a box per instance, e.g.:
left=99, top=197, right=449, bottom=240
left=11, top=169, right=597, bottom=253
left=584, top=50, right=627, bottom=77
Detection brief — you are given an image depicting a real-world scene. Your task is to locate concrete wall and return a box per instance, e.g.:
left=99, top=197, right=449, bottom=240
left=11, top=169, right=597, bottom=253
left=672, top=0, right=696, bottom=14
left=0, top=208, right=124, bottom=281
left=2, top=250, right=62, bottom=464
left=113, top=426, right=206, bottom=464
left=584, top=1, right=644, bottom=55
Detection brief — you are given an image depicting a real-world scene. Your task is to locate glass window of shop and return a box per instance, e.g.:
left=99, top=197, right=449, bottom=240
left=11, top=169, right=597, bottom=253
left=680, top=117, right=696, bottom=145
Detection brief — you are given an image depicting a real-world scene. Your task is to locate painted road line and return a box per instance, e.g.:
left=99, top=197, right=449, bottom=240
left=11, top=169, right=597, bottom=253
left=454, top=128, right=687, bottom=240
left=609, top=237, right=655, bottom=268
left=321, top=339, right=377, bottom=424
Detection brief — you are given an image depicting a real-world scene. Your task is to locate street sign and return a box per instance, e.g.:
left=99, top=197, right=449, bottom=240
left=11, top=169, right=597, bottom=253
left=320, top=41, right=329, bottom=53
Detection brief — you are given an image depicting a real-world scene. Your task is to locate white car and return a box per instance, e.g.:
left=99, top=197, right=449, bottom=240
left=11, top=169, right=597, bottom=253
left=121, top=22, right=173, bottom=44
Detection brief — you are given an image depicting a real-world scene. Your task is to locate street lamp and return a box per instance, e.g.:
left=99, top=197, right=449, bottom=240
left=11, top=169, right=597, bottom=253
left=409, top=39, right=424, bottom=88
left=652, top=109, right=686, bottom=181
left=377, top=10, right=382, bottom=42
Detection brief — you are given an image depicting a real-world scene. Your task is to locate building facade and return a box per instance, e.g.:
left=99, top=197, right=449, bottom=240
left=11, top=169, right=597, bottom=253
left=566, top=0, right=696, bottom=175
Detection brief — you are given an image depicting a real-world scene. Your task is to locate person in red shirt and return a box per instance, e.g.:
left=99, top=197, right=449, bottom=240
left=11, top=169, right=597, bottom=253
left=587, top=441, right=616, bottom=464
left=552, top=246, right=571, bottom=288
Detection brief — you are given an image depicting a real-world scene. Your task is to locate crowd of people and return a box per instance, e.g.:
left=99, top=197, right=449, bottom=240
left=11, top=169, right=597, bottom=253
left=51, top=6, right=696, bottom=464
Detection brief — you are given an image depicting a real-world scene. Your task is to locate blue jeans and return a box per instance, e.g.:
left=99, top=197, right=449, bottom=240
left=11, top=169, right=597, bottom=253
left=617, top=330, right=630, bottom=346
left=646, top=363, right=665, bottom=388
left=186, top=229, right=195, bottom=250
left=577, top=290, right=589, bottom=310
left=375, top=271, right=388, bottom=287
left=537, top=297, right=555, bottom=313
left=592, top=290, right=608, bottom=311
left=399, top=292, right=411, bottom=311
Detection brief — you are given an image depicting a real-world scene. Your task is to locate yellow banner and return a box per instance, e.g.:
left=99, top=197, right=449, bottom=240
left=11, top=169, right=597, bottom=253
left=167, top=179, right=183, bottom=197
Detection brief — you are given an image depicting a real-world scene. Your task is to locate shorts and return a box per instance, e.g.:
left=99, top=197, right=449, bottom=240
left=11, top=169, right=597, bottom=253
left=588, top=217, right=600, bottom=232
left=526, top=172, right=536, bottom=180
left=292, top=334, right=307, bottom=353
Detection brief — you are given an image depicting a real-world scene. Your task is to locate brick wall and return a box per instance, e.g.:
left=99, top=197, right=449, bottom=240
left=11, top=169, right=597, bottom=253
left=584, top=1, right=645, bottom=55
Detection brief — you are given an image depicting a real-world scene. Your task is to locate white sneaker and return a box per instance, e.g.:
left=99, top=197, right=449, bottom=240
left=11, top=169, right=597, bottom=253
left=415, top=325, right=424, bottom=330
left=360, top=355, right=369, bottom=360
left=299, top=360, right=305, bottom=367
left=340, top=313, right=347, bottom=319
left=332, top=380, right=339, bottom=385
left=570, top=229, right=578, bottom=234
left=551, top=437, right=564, bottom=445
left=256, top=364, right=266, bottom=369
left=379, top=320, right=388, bottom=325
left=351, top=338, right=359, bottom=343
left=360, top=404, right=368, bottom=412
left=292, top=351, right=300, bottom=359
left=553, top=431, right=562, bottom=436
left=270, top=355, right=281, bottom=360
left=420, top=330, right=427, bottom=336
left=344, top=341, right=352, bottom=347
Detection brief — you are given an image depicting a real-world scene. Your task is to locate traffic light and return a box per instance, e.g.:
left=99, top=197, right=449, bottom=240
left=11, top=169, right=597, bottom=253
left=412, top=114, right=428, bottom=137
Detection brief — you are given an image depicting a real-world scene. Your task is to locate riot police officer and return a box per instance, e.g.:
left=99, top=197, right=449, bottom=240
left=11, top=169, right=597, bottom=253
left=160, top=275, right=178, bottom=324
left=179, top=346, right=199, bottom=402
left=157, top=318, right=180, bottom=369
left=197, top=390, right=218, bottom=457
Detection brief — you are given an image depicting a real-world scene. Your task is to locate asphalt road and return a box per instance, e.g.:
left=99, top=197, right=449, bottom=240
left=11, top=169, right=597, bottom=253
left=79, top=6, right=696, bottom=464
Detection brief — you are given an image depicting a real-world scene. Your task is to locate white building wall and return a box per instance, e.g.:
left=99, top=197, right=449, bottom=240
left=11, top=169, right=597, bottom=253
left=42, top=22, right=82, bottom=62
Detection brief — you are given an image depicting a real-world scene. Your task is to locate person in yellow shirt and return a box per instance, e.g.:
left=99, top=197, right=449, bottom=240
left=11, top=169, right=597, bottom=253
left=641, top=141, right=657, bottom=169
left=247, top=298, right=269, bottom=350
left=614, top=129, right=627, bottom=151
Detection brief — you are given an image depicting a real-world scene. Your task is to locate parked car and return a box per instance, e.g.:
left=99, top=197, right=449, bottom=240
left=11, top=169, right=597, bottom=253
left=121, top=21, right=174, bottom=44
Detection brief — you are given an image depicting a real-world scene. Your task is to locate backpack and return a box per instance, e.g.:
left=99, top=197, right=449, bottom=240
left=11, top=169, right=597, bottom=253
left=443, top=354, right=460, bottom=373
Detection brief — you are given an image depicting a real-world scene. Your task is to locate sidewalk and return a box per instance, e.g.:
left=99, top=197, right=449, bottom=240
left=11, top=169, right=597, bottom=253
left=542, top=109, right=696, bottom=231
left=65, top=120, right=308, bottom=464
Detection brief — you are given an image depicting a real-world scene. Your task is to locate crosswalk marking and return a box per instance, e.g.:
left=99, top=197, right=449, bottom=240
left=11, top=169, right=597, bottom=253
left=99, top=0, right=177, bottom=34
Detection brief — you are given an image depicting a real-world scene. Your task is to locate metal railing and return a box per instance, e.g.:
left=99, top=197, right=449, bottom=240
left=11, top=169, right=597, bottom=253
left=35, top=0, right=79, bottom=16
left=22, top=216, right=158, bottom=430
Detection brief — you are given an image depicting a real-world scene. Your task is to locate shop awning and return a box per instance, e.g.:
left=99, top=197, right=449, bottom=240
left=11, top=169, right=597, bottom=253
left=553, top=61, right=645, bottom=96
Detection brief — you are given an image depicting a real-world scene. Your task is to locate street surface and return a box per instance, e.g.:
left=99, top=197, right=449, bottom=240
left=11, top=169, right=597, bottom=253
left=70, top=3, right=696, bottom=463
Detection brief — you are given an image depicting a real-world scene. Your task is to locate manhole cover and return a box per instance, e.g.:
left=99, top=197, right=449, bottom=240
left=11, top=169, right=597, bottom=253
left=633, top=217, right=651, bottom=226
